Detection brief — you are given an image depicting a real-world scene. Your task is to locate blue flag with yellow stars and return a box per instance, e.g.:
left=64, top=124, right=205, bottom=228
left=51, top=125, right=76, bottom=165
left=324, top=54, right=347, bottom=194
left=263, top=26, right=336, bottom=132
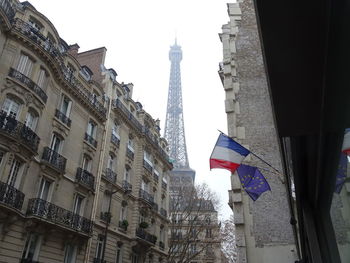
left=237, top=164, right=271, bottom=201
left=335, top=152, right=347, bottom=194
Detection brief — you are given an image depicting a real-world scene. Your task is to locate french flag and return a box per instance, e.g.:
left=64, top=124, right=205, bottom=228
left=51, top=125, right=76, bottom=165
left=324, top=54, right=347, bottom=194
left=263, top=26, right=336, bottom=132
left=210, top=133, right=250, bottom=173
left=342, top=128, right=350, bottom=155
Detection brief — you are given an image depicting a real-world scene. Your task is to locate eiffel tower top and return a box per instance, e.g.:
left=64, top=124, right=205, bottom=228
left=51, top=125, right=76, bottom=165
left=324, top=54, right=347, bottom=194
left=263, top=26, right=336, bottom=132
left=164, top=40, right=190, bottom=170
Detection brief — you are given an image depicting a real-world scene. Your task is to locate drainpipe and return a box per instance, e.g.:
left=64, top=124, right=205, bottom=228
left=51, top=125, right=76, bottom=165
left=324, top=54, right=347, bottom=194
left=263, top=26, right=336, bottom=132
left=84, top=73, right=113, bottom=262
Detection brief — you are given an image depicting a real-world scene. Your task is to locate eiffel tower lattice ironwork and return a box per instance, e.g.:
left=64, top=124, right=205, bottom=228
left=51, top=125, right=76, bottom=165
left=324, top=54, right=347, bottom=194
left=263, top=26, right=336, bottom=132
left=164, top=40, right=189, bottom=169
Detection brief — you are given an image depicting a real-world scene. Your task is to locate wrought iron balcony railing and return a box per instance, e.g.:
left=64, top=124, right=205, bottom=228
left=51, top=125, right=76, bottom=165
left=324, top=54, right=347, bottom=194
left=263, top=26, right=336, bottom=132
left=84, top=133, right=97, bottom=148
left=54, top=109, right=71, bottom=127
left=162, top=181, right=167, bottom=189
left=100, top=211, right=111, bottom=223
left=103, top=168, right=117, bottom=184
left=27, top=198, right=93, bottom=235
left=143, top=160, right=153, bottom=174
left=160, top=208, right=167, bottom=218
left=112, top=99, right=143, bottom=133
left=159, top=241, right=165, bottom=250
left=41, top=147, right=66, bottom=173
left=139, top=189, right=154, bottom=204
left=118, top=220, right=128, bottom=231
left=0, top=111, right=40, bottom=153
left=76, top=168, right=95, bottom=191
left=122, top=180, right=132, bottom=192
left=153, top=173, right=159, bottom=183
left=110, top=134, right=120, bottom=147
left=8, top=68, right=48, bottom=103
left=0, top=181, right=24, bottom=211
left=0, top=0, right=15, bottom=23
left=135, top=228, right=157, bottom=244
left=126, top=147, right=134, bottom=160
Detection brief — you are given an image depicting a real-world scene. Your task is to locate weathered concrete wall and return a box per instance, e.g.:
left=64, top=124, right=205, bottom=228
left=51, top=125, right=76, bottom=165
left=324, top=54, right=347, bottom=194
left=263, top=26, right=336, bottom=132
left=221, top=0, right=298, bottom=262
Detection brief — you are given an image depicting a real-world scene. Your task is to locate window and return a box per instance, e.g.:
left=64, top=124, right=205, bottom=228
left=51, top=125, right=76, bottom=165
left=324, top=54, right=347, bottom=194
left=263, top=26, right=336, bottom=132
left=17, top=54, right=33, bottom=77
left=141, top=179, right=149, bottom=192
left=107, top=154, right=114, bottom=170
left=73, top=194, right=84, bottom=215
left=190, top=244, right=197, bottom=254
left=87, top=120, right=97, bottom=139
left=124, top=167, right=130, bottom=182
left=82, top=155, right=92, bottom=172
left=128, top=137, right=134, bottom=152
left=143, top=151, right=153, bottom=167
left=37, top=178, right=51, bottom=201
left=80, top=66, right=92, bottom=81
left=25, top=109, right=38, bottom=130
left=28, top=18, right=42, bottom=31
left=160, top=227, right=165, bottom=242
left=131, top=253, right=139, bottom=263
left=120, top=205, right=127, bottom=221
left=7, top=158, right=22, bottom=187
left=50, top=134, right=63, bottom=153
left=22, top=233, right=42, bottom=261
left=115, top=244, right=123, bottom=263
left=37, top=68, right=48, bottom=89
left=64, top=244, right=77, bottom=263
left=95, top=235, right=105, bottom=260
left=2, top=97, right=21, bottom=119
left=66, top=64, right=75, bottom=80
left=206, top=228, right=212, bottom=238
left=112, top=123, right=120, bottom=138
left=60, top=95, right=72, bottom=117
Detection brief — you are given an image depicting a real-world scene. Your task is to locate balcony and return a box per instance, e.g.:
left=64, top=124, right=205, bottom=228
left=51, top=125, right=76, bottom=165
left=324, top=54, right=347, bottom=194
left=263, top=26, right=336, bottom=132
left=54, top=109, right=71, bottom=127
left=159, top=241, right=165, bottom=250
left=126, top=147, right=134, bottom=160
left=139, top=189, right=154, bottom=204
left=8, top=68, right=48, bottom=103
left=0, top=112, right=40, bottom=153
left=84, top=133, right=97, bottom=148
left=160, top=208, right=167, bottom=218
left=103, top=168, right=117, bottom=184
left=0, top=0, right=15, bottom=26
left=100, top=211, right=111, bottom=223
left=76, top=168, right=95, bottom=192
left=41, top=147, right=66, bottom=173
left=143, top=160, right=153, bottom=174
left=27, top=198, right=93, bottom=236
left=0, top=181, right=24, bottom=211
left=110, top=134, right=120, bottom=147
left=153, top=173, right=159, bottom=183
left=162, top=181, right=167, bottom=190
left=122, top=180, right=132, bottom=192
left=118, top=220, right=128, bottom=231
left=135, top=228, right=157, bottom=245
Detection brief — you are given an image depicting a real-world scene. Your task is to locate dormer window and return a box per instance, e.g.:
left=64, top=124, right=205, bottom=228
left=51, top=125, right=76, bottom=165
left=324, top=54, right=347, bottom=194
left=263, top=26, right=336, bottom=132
left=28, top=17, right=42, bottom=32
left=80, top=66, right=92, bottom=81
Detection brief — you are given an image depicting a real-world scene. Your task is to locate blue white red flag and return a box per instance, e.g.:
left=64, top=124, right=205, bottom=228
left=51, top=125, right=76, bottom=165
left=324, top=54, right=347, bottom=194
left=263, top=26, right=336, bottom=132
left=342, top=128, right=350, bottom=155
left=210, top=133, right=250, bottom=173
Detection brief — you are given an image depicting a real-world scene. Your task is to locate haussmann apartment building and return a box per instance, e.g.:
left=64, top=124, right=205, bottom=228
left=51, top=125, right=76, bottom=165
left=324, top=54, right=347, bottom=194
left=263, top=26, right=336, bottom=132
left=0, top=1, right=172, bottom=262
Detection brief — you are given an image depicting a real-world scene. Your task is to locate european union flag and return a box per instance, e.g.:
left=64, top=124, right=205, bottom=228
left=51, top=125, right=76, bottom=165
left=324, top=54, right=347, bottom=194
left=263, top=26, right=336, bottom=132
left=237, top=164, right=271, bottom=201
left=335, top=152, right=347, bottom=194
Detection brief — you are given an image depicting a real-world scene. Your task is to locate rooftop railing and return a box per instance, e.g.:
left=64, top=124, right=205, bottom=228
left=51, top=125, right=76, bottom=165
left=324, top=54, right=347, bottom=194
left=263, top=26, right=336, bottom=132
left=0, top=111, right=40, bottom=153
left=9, top=68, right=48, bottom=103
left=27, top=198, right=93, bottom=235
left=0, top=181, right=24, bottom=211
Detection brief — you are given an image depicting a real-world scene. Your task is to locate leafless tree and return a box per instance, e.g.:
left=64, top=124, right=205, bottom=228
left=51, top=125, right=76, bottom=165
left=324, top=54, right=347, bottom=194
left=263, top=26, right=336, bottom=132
left=220, top=215, right=237, bottom=263
left=167, top=183, right=221, bottom=263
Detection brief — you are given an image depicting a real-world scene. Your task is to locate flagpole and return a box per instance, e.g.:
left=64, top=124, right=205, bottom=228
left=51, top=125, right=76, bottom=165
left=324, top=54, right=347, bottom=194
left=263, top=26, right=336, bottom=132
left=218, top=130, right=285, bottom=183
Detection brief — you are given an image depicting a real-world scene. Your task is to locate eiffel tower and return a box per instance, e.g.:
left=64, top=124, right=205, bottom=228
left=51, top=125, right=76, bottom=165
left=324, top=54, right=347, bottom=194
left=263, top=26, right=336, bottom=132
left=164, top=40, right=195, bottom=193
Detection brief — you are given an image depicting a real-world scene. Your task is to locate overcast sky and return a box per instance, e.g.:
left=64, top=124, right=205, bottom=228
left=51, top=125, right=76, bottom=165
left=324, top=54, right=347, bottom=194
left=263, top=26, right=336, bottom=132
left=28, top=0, right=233, bottom=219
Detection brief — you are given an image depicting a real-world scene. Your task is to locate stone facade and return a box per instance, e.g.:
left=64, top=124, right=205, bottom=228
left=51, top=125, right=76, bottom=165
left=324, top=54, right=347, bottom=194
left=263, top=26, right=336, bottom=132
left=219, top=1, right=297, bottom=262
left=0, top=1, right=171, bottom=262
